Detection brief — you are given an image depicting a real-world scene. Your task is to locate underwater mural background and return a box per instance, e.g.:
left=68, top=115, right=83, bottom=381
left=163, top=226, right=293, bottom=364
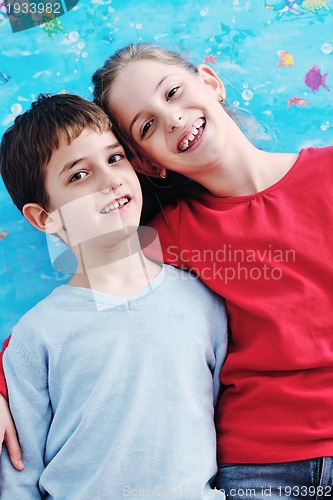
left=0, top=0, right=332, bottom=341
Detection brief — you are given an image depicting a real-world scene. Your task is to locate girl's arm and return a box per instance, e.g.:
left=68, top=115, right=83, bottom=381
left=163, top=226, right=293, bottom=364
left=0, top=394, right=24, bottom=470
left=0, top=336, right=24, bottom=470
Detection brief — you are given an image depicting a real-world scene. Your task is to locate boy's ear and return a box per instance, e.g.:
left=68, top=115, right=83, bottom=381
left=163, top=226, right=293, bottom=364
left=197, top=64, right=226, bottom=99
left=22, top=203, right=62, bottom=234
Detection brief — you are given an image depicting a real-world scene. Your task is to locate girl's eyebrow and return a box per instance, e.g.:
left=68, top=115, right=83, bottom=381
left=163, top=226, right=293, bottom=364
left=129, top=75, right=176, bottom=133
left=58, top=142, right=121, bottom=178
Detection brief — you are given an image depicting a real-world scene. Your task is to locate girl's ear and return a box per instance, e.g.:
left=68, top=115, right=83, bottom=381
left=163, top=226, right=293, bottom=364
left=140, top=158, right=164, bottom=178
left=197, top=64, right=226, bottom=99
left=22, top=204, right=63, bottom=234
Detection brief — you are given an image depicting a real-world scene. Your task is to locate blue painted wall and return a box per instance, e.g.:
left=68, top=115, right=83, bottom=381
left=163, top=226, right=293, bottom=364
left=0, top=0, right=332, bottom=341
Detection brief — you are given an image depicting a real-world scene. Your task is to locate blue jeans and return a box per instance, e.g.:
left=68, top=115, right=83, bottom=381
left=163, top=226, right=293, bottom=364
left=214, top=458, right=333, bottom=499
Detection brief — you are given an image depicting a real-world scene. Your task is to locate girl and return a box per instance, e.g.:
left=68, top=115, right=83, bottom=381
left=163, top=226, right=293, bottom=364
left=90, top=43, right=333, bottom=497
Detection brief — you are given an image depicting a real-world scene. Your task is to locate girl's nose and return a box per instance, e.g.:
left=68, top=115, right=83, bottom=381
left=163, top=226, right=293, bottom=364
left=165, top=110, right=183, bottom=132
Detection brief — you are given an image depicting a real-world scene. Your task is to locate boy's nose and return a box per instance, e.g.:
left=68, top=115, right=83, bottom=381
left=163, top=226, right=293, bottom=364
left=99, top=170, right=123, bottom=194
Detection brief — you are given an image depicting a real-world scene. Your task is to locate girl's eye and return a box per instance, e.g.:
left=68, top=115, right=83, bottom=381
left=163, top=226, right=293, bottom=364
left=167, top=86, right=179, bottom=101
left=141, top=120, right=153, bottom=139
left=69, top=171, right=87, bottom=183
left=108, top=153, right=123, bottom=164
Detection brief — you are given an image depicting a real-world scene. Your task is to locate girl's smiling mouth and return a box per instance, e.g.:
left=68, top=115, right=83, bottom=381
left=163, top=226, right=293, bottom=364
left=177, top=118, right=205, bottom=152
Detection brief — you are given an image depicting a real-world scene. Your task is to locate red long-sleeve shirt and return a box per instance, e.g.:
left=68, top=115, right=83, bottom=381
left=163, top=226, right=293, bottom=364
left=149, top=146, right=333, bottom=464
left=0, top=336, right=11, bottom=400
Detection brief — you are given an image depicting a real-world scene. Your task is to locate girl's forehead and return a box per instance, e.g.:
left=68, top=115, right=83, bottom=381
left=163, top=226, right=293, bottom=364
left=122, top=59, right=192, bottom=81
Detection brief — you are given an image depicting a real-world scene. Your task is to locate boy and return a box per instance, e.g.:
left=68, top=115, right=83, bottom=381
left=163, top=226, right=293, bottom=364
left=0, top=94, right=227, bottom=498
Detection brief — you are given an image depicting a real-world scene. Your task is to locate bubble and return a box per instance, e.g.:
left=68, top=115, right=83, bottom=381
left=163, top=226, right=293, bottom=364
left=243, top=83, right=249, bottom=89
left=81, top=52, right=88, bottom=58
left=321, top=124, right=328, bottom=131
left=11, top=103, right=22, bottom=115
left=242, top=89, right=254, bottom=101
left=136, top=23, right=142, bottom=29
left=68, top=31, right=79, bottom=42
left=321, top=43, right=333, bottom=55
left=233, top=100, right=240, bottom=107
left=77, top=41, right=85, bottom=50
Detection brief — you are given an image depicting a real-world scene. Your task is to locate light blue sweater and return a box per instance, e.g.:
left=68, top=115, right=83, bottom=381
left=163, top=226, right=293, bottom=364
left=0, top=265, right=227, bottom=499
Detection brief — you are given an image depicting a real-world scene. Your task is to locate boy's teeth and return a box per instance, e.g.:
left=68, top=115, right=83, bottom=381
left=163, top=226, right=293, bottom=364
left=100, top=197, right=129, bottom=214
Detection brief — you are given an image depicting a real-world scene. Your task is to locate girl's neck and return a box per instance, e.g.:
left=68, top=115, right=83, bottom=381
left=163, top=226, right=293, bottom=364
left=69, top=232, right=161, bottom=297
left=193, top=140, right=298, bottom=197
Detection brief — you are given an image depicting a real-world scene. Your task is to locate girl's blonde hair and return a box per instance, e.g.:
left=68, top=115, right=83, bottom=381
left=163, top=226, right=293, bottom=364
left=92, top=42, right=272, bottom=175
left=92, top=42, right=197, bottom=113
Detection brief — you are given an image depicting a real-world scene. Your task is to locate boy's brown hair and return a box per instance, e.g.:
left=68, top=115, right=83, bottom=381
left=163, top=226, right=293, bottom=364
left=0, top=94, right=112, bottom=213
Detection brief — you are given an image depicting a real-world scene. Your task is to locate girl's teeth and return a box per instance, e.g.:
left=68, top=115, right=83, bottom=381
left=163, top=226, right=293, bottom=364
left=178, top=119, right=205, bottom=151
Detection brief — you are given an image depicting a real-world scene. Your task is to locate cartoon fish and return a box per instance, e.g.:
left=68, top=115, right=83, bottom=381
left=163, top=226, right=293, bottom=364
left=0, top=72, right=10, bottom=84
left=204, top=54, right=218, bottom=65
left=278, top=50, right=295, bottom=67
left=287, top=96, right=309, bottom=108
left=42, top=14, right=67, bottom=38
left=102, top=36, right=114, bottom=45
left=265, top=0, right=303, bottom=15
left=302, top=0, right=329, bottom=13
left=0, top=13, right=8, bottom=28
left=304, top=65, right=329, bottom=92
left=0, top=231, right=9, bottom=240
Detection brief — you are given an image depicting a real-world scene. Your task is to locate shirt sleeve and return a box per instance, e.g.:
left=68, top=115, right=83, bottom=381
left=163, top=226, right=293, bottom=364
left=0, top=335, right=11, bottom=400
left=0, top=335, right=52, bottom=499
left=211, top=298, right=228, bottom=407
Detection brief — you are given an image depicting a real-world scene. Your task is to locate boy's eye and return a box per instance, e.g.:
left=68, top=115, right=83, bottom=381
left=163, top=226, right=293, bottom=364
left=167, top=86, right=179, bottom=101
left=69, top=171, right=87, bottom=183
left=108, top=153, right=123, bottom=164
left=141, top=120, right=153, bottom=139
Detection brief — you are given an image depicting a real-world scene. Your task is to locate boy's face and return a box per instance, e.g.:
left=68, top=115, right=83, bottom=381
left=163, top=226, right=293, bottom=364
left=42, top=128, right=143, bottom=249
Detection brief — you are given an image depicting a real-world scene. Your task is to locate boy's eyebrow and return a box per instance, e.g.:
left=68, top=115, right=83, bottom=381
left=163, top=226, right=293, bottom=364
left=58, top=142, right=121, bottom=177
left=129, top=75, right=173, bottom=133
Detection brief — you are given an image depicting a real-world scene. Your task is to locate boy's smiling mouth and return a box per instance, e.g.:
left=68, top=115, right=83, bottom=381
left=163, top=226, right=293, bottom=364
left=177, top=118, right=205, bottom=152
left=100, top=196, right=130, bottom=214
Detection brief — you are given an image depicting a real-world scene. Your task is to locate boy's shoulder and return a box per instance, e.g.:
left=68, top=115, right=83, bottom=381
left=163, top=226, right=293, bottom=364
left=163, top=264, right=225, bottom=308
left=12, top=285, right=81, bottom=340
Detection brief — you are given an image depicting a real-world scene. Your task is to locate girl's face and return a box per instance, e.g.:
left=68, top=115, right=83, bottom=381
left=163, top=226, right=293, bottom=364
left=108, top=60, right=230, bottom=179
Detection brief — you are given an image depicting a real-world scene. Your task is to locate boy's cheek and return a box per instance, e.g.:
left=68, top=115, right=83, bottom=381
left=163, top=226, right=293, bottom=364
left=56, top=194, right=127, bottom=247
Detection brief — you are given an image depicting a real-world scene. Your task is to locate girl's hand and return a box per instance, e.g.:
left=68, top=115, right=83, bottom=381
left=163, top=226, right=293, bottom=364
left=0, top=393, right=24, bottom=470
